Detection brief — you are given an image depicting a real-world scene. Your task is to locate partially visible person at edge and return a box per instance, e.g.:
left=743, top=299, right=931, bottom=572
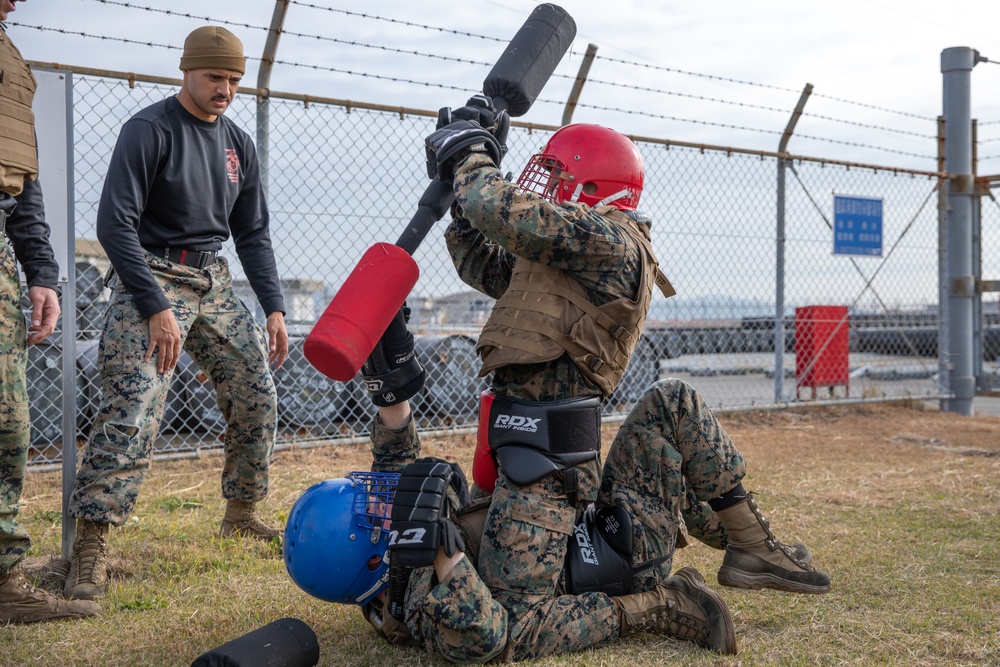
left=282, top=102, right=831, bottom=662
left=63, top=25, right=289, bottom=603
left=0, top=0, right=101, bottom=624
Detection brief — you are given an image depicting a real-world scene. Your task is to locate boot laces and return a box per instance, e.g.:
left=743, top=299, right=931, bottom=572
left=75, top=526, right=107, bottom=584
left=241, top=506, right=271, bottom=531
left=634, top=599, right=710, bottom=644
left=15, top=573, right=41, bottom=596
left=6, top=571, right=52, bottom=604
left=746, top=493, right=813, bottom=571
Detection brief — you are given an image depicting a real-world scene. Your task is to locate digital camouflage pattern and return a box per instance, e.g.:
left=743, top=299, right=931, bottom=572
left=362, top=153, right=744, bottom=662
left=0, top=240, right=30, bottom=574
left=69, top=254, right=276, bottom=526
left=369, top=414, right=420, bottom=474
left=679, top=485, right=729, bottom=550
left=599, top=378, right=745, bottom=593
left=445, top=153, right=647, bottom=402
left=368, top=378, right=746, bottom=663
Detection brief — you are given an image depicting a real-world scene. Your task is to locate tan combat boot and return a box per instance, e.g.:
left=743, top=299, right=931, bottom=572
left=219, top=500, right=281, bottom=541
left=613, top=566, right=737, bottom=655
left=716, top=494, right=831, bottom=594
left=0, top=566, right=101, bottom=624
left=64, top=519, right=110, bottom=600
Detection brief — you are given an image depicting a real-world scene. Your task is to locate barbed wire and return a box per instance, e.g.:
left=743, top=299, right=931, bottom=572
left=87, top=0, right=937, bottom=123
left=807, top=92, right=935, bottom=122
left=288, top=0, right=507, bottom=42
left=15, top=23, right=183, bottom=53
left=582, top=77, right=935, bottom=139
left=268, top=57, right=474, bottom=94
left=13, top=22, right=935, bottom=160
left=14, top=22, right=184, bottom=52
left=70, top=0, right=941, bottom=131
left=558, top=98, right=934, bottom=159
left=83, top=0, right=503, bottom=68
left=586, top=53, right=935, bottom=122
left=86, top=0, right=268, bottom=32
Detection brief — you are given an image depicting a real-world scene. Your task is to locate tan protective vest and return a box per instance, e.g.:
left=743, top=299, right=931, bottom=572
left=0, top=28, right=38, bottom=197
left=476, top=208, right=675, bottom=397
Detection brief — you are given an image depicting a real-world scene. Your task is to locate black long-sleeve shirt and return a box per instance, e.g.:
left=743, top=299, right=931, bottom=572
left=2, top=175, right=59, bottom=290
left=96, top=95, right=284, bottom=318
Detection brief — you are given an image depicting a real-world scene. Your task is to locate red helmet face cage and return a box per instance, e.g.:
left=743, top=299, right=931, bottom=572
left=516, top=124, right=644, bottom=211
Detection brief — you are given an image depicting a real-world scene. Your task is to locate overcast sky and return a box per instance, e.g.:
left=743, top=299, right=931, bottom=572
left=10, top=0, right=1000, bottom=171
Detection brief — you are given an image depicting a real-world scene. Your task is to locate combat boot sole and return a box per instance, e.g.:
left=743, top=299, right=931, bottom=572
left=666, top=567, right=737, bottom=655
left=718, top=547, right=831, bottom=594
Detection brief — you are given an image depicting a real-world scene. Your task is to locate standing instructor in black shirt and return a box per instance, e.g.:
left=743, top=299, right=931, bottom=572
left=65, top=26, right=288, bottom=602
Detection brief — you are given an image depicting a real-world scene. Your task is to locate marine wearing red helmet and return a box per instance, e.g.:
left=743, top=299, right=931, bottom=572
left=516, top=123, right=645, bottom=211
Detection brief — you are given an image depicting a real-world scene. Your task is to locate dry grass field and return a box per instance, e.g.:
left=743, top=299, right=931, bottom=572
left=1, top=401, right=998, bottom=666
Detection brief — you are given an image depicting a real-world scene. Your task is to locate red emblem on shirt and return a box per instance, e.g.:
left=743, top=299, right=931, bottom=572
left=225, top=148, right=240, bottom=184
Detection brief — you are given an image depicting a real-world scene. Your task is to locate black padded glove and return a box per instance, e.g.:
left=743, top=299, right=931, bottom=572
left=361, top=304, right=425, bottom=407
left=425, top=119, right=503, bottom=182
left=452, top=95, right=510, bottom=146
left=389, top=457, right=467, bottom=568
left=453, top=95, right=510, bottom=166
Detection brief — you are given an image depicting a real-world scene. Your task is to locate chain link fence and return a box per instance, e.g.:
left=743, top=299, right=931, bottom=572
left=25, top=71, right=959, bottom=466
left=976, top=173, right=1000, bottom=387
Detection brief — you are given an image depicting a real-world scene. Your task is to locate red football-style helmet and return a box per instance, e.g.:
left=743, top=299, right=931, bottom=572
left=516, top=123, right=644, bottom=211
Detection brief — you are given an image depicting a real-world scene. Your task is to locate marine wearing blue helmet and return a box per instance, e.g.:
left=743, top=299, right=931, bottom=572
left=284, top=472, right=398, bottom=605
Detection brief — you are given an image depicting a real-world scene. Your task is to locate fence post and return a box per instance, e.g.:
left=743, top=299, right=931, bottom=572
left=941, top=46, right=982, bottom=415
left=32, top=68, right=77, bottom=557
left=971, top=119, right=983, bottom=388
left=561, top=43, right=597, bottom=126
left=774, top=84, right=813, bottom=403
left=256, top=0, right=291, bottom=196
left=937, top=116, right=950, bottom=406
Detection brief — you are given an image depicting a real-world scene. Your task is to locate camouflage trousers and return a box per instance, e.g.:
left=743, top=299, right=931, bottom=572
left=390, top=378, right=747, bottom=662
left=69, top=254, right=277, bottom=526
left=599, top=378, right=746, bottom=592
left=0, top=239, right=30, bottom=575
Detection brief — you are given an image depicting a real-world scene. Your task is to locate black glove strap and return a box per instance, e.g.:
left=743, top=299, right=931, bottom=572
left=387, top=553, right=411, bottom=622
left=362, top=355, right=425, bottom=407
left=362, top=306, right=425, bottom=407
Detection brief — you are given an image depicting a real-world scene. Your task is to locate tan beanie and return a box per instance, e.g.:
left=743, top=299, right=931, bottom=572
left=179, top=26, right=246, bottom=74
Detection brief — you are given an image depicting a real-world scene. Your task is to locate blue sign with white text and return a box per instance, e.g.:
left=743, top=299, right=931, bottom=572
left=833, top=194, right=883, bottom=257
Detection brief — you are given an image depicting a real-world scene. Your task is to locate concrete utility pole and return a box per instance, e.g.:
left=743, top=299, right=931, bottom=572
left=941, top=47, right=984, bottom=415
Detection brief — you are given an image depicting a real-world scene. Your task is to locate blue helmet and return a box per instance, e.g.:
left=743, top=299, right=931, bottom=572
left=284, top=471, right=399, bottom=605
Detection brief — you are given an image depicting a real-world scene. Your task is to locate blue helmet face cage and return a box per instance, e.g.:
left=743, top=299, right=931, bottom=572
left=346, top=471, right=399, bottom=604
left=350, top=471, right=398, bottom=538
left=283, top=471, right=400, bottom=607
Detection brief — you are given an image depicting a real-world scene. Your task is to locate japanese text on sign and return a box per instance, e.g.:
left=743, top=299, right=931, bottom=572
left=833, top=194, right=883, bottom=257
